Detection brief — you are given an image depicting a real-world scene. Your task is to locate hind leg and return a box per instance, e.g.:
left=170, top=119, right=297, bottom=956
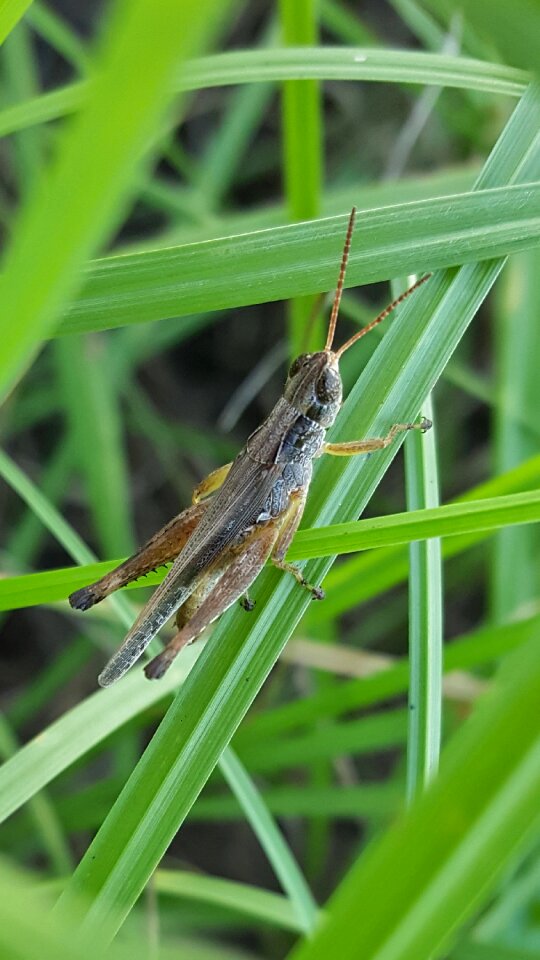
left=69, top=499, right=209, bottom=612
left=145, top=520, right=281, bottom=679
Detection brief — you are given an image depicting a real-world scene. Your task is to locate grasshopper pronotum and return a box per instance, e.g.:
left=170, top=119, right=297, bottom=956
left=70, top=209, right=430, bottom=685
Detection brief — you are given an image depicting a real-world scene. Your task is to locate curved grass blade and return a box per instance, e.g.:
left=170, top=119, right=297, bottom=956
left=0, top=46, right=528, bottom=140
left=219, top=749, right=318, bottom=933
left=154, top=868, right=308, bottom=933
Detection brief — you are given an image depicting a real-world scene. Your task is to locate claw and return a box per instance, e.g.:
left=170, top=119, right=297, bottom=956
left=69, top=584, right=101, bottom=611
left=300, top=577, right=325, bottom=601
left=240, top=596, right=256, bottom=612
left=144, top=651, right=174, bottom=680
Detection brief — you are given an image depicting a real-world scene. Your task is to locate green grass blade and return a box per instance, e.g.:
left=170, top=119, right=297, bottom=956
left=57, top=182, right=540, bottom=336
left=491, top=249, right=540, bottom=620
left=26, top=1, right=91, bottom=74
left=3, top=487, right=540, bottom=612
left=219, top=749, right=319, bottom=933
left=2, top=19, right=42, bottom=190
left=175, top=46, right=529, bottom=95
left=55, top=336, right=135, bottom=557
left=0, top=46, right=527, bottom=141
left=287, top=489, right=540, bottom=559
left=0, top=0, right=32, bottom=45
left=154, top=868, right=307, bottom=933
left=278, top=0, right=323, bottom=355
left=404, top=393, right=442, bottom=801
left=192, top=785, right=402, bottom=822
left=287, top=632, right=540, bottom=960
left=235, top=710, right=408, bottom=774
left=0, top=79, right=86, bottom=137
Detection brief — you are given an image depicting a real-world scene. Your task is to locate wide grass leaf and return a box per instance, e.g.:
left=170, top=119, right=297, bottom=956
left=59, top=182, right=540, bottom=335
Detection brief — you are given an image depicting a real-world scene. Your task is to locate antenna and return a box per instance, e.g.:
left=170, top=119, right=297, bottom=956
left=334, top=273, right=431, bottom=359
left=325, top=207, right=356, bottom=351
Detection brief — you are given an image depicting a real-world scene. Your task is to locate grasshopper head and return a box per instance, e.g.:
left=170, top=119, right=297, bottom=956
left=283, top=208, right=430, bottom=428
left=284, top=351, right=342, bottom=427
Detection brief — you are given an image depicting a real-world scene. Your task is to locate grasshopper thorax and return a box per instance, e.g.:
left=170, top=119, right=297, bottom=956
left=283, top=351, right=342, bottom=428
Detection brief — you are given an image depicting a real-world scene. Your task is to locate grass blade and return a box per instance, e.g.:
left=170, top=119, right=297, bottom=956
left=3, top=487, right=540, bottom=612
left=491, top=250, right=540, bottom=620
left=219, top=749, right=319, bottom=933
left=404, top=393, right=442, bottom=802
left=0, top=0, right=32, bottom=45
left=154, top=868, right=307, bottom=933
left=0, top=46, right=527, bottom=141
left=57, top=182, right=540, bottom=336
left=278, top=0, right=323, bottom=354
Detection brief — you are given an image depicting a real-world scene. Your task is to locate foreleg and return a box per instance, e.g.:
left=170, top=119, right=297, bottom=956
left=323, top=417, right=431, bottom=456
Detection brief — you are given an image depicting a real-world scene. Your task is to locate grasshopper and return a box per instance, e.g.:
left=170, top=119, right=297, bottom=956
left=69, top=208, right=430, bottom=685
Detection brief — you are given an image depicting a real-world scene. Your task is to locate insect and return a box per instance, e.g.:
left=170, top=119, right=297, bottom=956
left=69, top=208, right=430, bottom=686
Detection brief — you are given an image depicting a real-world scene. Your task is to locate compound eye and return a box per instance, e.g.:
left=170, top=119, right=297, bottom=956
left=316, top=367, right=339, bottom=402
left=288, top=353, right=311, bottom=378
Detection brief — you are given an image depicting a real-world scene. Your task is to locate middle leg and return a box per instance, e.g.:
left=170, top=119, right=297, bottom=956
left=270, top=489, right=325, bottom=601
